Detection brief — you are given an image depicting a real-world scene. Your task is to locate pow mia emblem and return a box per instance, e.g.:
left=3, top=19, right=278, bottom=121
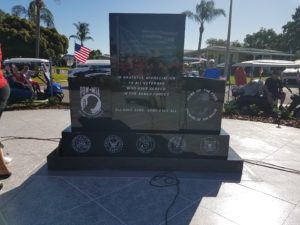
left=72, top=135, right=92, bottom=153
left=200, top=137, right=219, bottom=154
left=168, top=136, right=186, bottom=154
left=187, top=89, right=218, bottom=121
left=136, top=136, right=155, bottom=154
left=104, top=135, right=123, bottom=154
left=80, top=86, right=102, bottom=118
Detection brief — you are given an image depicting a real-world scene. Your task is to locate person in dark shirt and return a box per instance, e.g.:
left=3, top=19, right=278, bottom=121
left=264, top=70, right=286, bottom=109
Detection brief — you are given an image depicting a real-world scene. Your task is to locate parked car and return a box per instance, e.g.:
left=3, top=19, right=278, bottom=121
left=281, top=68, right=300, bottom=85
left=68, top=60, right=110, bottom=77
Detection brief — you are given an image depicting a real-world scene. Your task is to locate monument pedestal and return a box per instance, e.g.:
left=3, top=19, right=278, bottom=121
left=47, top=126, right=243, bottom=172
left=47, top=13, right=243, bottom=173
left=47, top=148, right=243, bottom=172
left=59, top=126, right=230, bottom=158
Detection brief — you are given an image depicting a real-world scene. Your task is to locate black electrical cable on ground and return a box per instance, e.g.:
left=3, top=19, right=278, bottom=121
left=0, top=136, right=60, bottom=142
left=149, top=172, right=180, bottom=225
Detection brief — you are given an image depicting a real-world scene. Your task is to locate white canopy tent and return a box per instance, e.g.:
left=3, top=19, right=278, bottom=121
left=183, top=57, right=207, bottom=63
left=233, top=59, right=300, bottom=68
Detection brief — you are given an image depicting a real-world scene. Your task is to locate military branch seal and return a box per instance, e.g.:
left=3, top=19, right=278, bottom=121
left=80, top=86, right=102, bottom=118
left=186, top=89, right=218, bottom=121
left=104, top=135, right=124, bottom=154
left=136, top=135, right=156, bottom=154
left=72, top=135, right=92, bottom=153
left=168, top=136, right=186, bottom=154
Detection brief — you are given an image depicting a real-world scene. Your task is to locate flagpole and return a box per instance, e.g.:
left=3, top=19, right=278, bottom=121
left=225, top=0, right=233, bottom=102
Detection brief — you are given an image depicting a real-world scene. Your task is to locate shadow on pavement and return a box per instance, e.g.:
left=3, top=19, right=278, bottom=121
left=0, top=163, right=242, bottom=225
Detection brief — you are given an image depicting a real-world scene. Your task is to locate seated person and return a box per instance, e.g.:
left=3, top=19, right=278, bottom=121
left=264, top=70, right=286, bottom=109
left=10, top=65, right=32, bottom=90
left=21, top=66, right=41, bottom=93
left=203, top=59, right=222, bottom=79
left=242, top=78, right=264, bottom=97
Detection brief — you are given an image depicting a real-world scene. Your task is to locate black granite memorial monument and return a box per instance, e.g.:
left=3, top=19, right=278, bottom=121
left=47, top=13, right=243, bottom=172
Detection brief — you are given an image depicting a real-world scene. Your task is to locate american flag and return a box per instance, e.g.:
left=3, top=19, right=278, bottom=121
left=74, top=43, right=90, bottom=63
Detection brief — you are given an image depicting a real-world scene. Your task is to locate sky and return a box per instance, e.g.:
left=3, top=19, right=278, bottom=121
left=1, top=0, right=299, bottom=55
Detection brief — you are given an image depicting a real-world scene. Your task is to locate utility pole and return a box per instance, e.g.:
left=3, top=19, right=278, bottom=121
left=224, top=0, right=233, bottom=102
left=35, top=0, right=42, bottom=58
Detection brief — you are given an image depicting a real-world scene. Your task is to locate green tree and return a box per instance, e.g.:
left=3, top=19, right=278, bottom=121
left=0, top=9, right=8, bottom=22
left=184, top=0, right=226, bottom=54
left=0, top=15, right=68, bottom=59
left=243, top=28, right=281, bottom=50
left=282, top=7, right=300, bottom=53
left=88, top=49, right=102, bottom=59
left=70, top=22, right=93, bottom=46
left=206, top=38, right=227, bottom=46
left=206, top=38, right=243, bottom=47
left=231, top=40, right=243, bottom=47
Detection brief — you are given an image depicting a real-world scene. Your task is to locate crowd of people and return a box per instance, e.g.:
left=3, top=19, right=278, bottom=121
left=233, top=66, right=287, bottom=109
left=200, top=58, right=292, bottom=110
left=5, top=64, right=41, bottom=94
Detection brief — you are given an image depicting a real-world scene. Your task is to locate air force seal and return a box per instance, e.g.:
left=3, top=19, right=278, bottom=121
left=168, top=136, right=186, bottom=154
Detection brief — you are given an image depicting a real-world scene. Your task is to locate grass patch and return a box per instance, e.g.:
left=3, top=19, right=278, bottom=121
left=52, top=73, right=68, bottom=83
left=53, top=66, right=70, bottom=70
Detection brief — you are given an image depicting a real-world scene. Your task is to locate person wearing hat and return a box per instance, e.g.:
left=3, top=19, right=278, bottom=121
left=264, top=70, right=286, bottom=109
left=203, top=59, right=222, bottom=79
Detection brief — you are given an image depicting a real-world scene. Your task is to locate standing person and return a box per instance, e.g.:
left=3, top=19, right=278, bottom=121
left=234, top=66, right=247, bottom=86
left=0, top=44, right=12, bottom=181
left=264, top=70, right=286, bottom=109
left=203, top=59, right=222, bottom=79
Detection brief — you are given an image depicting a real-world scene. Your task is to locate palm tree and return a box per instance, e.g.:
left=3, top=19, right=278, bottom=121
left=12, top=0, right=58, bottom=58
left=70, top=22, right=93, bottom=46
left=184, top=0, right=226, bottom=55
left=11, top=5, right=28, bottom=18
left=11, top=1, right=55, bottom=28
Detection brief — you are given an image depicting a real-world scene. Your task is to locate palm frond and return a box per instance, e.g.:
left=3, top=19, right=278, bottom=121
left=40, top=7, right=55, bottom=27
left=183, top=10, right=200, bottom=23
